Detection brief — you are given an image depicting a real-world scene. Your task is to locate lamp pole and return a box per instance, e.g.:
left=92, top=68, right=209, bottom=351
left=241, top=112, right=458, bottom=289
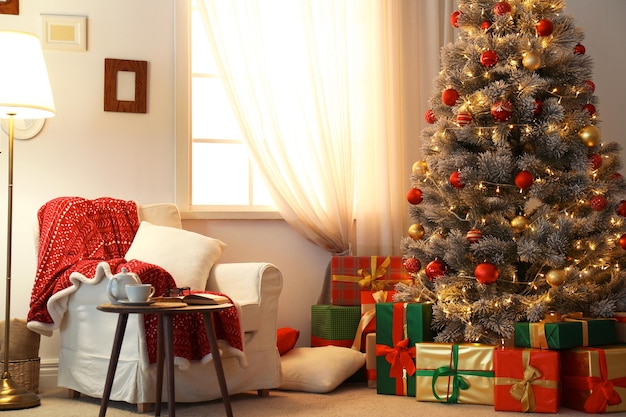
left=0, top=113, right=40, bottom=410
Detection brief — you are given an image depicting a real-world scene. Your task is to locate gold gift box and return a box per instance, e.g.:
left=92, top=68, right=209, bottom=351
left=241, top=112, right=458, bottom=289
left=562, top=345, right=626, bottom=413
left=415, top=342, right=495, bottom=405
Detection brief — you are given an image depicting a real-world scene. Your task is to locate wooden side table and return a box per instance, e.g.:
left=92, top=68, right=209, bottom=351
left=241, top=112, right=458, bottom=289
left=96, top=302, right=235, bottom=417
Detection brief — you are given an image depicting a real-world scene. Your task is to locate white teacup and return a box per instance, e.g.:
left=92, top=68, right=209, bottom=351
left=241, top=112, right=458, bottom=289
left=126, top=284, right=155, bottom=302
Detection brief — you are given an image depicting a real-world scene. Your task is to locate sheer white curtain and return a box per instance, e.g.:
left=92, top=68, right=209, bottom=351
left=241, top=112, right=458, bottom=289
left=198, top=0, right=453, bottom=255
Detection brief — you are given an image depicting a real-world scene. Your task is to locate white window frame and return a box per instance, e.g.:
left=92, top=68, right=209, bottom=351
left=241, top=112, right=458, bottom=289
left=175, top=0, right=281, bottom=220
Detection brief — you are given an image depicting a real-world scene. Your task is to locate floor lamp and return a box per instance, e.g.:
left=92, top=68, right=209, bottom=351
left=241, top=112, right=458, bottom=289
left=0, top=31, right=56, bottom=410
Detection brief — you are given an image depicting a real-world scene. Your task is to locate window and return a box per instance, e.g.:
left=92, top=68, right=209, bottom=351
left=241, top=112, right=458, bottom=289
left=175, top=0, right=277, bottom=218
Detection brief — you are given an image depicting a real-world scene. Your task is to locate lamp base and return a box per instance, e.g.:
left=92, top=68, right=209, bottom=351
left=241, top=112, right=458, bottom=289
left=0, top=374, right=40, bottom=410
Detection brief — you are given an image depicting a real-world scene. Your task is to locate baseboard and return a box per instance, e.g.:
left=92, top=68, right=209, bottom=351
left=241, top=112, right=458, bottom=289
left=39, top=358, right=59, bottom=391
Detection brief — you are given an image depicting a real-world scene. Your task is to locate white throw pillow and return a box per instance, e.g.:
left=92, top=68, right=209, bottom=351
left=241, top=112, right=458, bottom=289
left=125, top=221, right=226, bottom=290
left=279, top=346, right=365, bottom=393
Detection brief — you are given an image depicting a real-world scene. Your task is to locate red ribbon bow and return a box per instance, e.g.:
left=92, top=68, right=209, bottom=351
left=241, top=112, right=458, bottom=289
left=377, top=338, right=416, bottom=378
left=564, top=347, right=626, bottom=413
left=586, top=380, right=623, bottom=412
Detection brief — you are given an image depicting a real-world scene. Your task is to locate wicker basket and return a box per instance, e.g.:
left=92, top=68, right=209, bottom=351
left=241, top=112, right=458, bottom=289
left=0, top=357, right=40, bottom=393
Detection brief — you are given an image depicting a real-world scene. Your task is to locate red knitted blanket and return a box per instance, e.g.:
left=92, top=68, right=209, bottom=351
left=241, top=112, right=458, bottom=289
left=27, top=197, right=244, bottom=365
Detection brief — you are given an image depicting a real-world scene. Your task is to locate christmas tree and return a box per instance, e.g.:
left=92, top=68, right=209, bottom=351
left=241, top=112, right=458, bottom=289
left=398, top=0, right=626, bottom=345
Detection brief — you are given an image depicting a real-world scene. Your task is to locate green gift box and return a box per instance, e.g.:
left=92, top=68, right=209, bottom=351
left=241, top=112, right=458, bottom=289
left=375, top=302, right=433, bottom=396
left=311, top=305, right=361, bottom=348
left=515, top=317, right=615, bottom=350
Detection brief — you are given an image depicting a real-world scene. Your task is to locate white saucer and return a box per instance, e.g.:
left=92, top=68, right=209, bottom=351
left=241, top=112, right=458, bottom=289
left=117, top=299, right=156, bottom=306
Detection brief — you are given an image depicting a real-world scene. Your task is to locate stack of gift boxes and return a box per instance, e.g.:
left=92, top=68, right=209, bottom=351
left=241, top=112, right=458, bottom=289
left=310, top=256, right=411, bottom=385
left=314, top=255, right=626, bottom=414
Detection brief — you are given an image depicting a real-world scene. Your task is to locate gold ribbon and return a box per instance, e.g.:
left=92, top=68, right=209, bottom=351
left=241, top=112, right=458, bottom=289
left=495, top=349, right=559, bottom=412
left=351, top=289, right=389, bottom=350
left=332, top=256, right=392, bottom=290
left=529, top=312, right=583, bottom=349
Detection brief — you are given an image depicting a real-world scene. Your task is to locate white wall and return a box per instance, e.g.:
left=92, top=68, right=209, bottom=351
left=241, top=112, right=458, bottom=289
left=0, top=0, right=624, bottom=388
left=566, top=0, right=626, bottom=166
left=0, top=0, right=329, bottom=369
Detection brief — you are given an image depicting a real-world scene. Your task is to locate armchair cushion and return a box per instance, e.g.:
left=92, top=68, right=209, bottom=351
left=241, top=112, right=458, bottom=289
left=125, top=221, right=226, bottom=290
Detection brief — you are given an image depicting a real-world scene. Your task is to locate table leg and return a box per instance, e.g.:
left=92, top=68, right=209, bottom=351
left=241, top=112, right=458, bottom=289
left=202, top=312, right=233, bottom=417
left=99, top=313, right=129, bottom=417
left=155, top=315, right=165, bottom=417
left=163, top=314, right=176, bottom=417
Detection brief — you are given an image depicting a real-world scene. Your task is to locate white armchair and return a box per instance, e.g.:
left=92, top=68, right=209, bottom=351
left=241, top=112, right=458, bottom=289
left=42, top=203, right=283, bottom=411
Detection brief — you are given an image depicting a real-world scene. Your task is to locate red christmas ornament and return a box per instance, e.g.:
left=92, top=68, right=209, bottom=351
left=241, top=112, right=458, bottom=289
left=536, top=19, right=554, bottom=36
left=533, top=99, right=542, bottom=116
left=404, top=257, right=421, bottom=274
left=491, top=100, right=513, bottom=122
left=612, top=173, right=623, bottom=181
left=582, top=103, right=596, bottom=116
left=424, top=109, right=437, bottom=124
left=584, top=80, right=596, bottom=93
left=618, top=234, right=626, bottom=250
left=450, top=10, right=461, bottom=28
left=493, top=1, right=512, bottom=16
left=480, top=50, right=498, bottom=67
left=515, top=170, right=534, bottom=189
left=442, top=88, right=460, bottom=106
left=574, top=44, right=586, bottom=55
left=466, top=229, right=483, bottom=243
left=589, top=154, right=603, bottom=170
left=590, top=195, right=607, bottom=211
left=425, top=260, right=447, bottom=281
left=481, top=20, right=492, bottom=31
left=474, top=262, right=498, bottom=284
left=450, top=171, right=464, bottom=189
left=407, top=188, right=423, bottom=205
left=457, top=111, right=472, bottom=126
left=617, top=200, right=626, bottom=217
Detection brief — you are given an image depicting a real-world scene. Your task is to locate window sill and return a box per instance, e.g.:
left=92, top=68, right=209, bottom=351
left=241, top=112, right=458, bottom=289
left=180, top=209, right=283, bottom=220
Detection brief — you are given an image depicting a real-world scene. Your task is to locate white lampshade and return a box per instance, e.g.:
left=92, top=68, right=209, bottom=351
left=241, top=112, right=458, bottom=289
left=0, top=31, right=56, bottom=120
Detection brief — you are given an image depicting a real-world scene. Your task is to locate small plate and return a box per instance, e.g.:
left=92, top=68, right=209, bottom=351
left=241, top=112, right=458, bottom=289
left=117, top=299, right=156, bottom=306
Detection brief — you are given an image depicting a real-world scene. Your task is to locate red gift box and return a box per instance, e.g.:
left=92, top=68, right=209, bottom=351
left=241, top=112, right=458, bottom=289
left=331, top=256, right=410, bottom=306
left=494, top=348, right=560, bottom=413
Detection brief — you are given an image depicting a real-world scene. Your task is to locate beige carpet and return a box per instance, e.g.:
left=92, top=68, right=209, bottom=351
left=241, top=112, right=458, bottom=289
left=9, top=382, right=588, bottom=417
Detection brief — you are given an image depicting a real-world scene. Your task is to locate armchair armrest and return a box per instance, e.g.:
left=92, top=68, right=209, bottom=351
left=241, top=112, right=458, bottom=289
left=207, top=262, right=282, bottom=339
left=207, top=262, right=282, bottom=305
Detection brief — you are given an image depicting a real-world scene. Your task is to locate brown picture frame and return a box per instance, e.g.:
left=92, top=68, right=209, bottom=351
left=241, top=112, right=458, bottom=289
left=104, top=58, right=148, bottom=113
left=0, top=0, right=19, bottom=15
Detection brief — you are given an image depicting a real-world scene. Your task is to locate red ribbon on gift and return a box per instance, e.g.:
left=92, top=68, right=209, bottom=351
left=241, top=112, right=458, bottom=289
left=366, top=369, right=376, bottom=382
left=563, top=347, right=626, bottom=413
left=375, top=303, right=415, bottom=395
left=376, top=338, right=416, bottom=378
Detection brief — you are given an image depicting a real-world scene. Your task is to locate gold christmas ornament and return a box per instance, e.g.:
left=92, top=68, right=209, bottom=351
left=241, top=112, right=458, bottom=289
left=408, top=223, right=425, bottom=240
left=578, top=125, right=601, bottom=147
left=522, top=51, right=541, bottom=71
left=412, top=160, right=428, bottom=175
left=546, top=268, right=567, bottom=287
left=511, top=215, right=529, bottom=232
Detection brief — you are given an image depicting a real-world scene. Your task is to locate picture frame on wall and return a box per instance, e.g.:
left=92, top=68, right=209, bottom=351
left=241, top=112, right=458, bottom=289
left=41, top=14, right=87, bottom=51
left=104, top=58, right=148, bottom=114
left=0, top=0, right=19, bottom=15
